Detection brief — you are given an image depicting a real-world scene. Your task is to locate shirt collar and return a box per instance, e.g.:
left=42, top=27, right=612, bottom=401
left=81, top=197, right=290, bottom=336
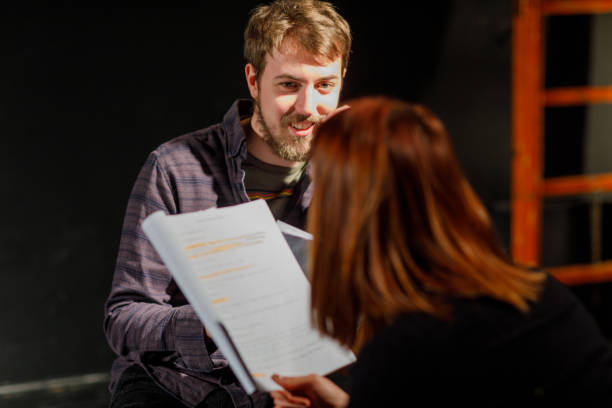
left=222, top=99, right=254, bottom=159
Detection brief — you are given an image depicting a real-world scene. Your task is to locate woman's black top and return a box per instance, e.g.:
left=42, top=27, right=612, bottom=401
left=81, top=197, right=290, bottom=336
left=349, top=275, right=612, bottom=407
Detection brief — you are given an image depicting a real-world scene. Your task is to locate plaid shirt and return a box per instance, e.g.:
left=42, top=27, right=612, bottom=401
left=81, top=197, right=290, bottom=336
left=103, top=99, right=312, bottom=407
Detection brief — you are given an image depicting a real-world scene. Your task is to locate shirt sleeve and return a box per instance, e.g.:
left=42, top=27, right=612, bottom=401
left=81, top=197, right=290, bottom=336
left=103, top=150, right=214, bottom=372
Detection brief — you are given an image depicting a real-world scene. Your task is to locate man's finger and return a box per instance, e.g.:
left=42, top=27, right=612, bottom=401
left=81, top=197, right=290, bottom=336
left=323, top=104, right=350, bottom=123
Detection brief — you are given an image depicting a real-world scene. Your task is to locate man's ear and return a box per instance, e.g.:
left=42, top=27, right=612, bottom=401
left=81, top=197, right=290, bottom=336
left=245, top=63, right=258, bottom=99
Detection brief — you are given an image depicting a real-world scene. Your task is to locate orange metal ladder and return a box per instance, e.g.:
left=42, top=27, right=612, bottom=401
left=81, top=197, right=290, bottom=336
left=512, top=0, right=612, bottom=285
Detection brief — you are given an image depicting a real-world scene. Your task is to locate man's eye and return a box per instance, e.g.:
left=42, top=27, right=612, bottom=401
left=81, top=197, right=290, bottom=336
left=318, top=82, right=335, bottom=90
left=280, top=82, right=298, bottom=89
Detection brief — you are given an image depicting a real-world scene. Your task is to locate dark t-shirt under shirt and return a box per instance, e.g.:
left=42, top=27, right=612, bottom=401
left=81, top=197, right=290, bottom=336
left=242, top=152, right=306, bottom=219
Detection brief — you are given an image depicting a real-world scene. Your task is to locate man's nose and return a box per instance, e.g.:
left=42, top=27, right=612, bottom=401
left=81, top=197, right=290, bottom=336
left=294, top=86, right=318, bottom=117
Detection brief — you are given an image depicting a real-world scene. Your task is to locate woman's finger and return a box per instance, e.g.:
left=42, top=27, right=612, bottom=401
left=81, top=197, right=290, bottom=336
left=270, top=390, right=310, bottom=407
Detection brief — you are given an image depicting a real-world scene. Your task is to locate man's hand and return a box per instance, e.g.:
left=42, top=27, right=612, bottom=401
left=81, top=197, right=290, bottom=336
left=271, top=374, right=349, bottom=408
left=323, top=104, right=350, bottom=123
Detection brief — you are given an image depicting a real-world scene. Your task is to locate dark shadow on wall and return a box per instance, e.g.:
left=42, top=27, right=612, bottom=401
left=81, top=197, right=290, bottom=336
left=3, top=1, right=610, bottom=391
left=0, top=3, right=451, bottom=384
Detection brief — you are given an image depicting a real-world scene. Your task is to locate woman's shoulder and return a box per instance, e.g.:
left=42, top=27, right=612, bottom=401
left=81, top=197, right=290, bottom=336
left=355, top=273, right=606, bottom=376
left=352, top=274, right=612, bottom=405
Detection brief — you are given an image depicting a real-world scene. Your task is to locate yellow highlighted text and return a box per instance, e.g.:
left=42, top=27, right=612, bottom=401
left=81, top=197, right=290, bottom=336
left=199, top=264, right=256, bottom=280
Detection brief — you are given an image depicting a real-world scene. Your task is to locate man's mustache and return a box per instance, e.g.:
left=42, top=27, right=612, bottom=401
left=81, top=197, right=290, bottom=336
left=281, top=113, right=325, bottom=126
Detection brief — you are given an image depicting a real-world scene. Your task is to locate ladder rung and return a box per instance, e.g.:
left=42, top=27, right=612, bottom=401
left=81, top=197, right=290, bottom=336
left=547, top=261, right=612, bottom=285
left=544, top=86, right=612, bottom=106
left=542, top=173, right=612, bottom=196
left=543, top=0, right=612, bottom=15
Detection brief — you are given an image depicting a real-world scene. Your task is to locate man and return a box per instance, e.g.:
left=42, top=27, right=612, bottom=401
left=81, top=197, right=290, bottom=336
left=103, top=1, right=351, bottom=407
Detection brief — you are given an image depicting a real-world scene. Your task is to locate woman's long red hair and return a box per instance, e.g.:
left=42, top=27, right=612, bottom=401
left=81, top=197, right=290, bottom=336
left=307, top=97, right=544, bottom=349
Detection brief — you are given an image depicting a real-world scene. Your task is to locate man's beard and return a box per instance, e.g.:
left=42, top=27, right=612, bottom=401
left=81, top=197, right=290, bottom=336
left=255, top=99, right=323, bottom=162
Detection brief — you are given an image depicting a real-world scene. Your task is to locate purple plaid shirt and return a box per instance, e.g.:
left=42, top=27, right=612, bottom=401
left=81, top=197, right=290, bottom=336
left=103, top=99, right=312, bottom=407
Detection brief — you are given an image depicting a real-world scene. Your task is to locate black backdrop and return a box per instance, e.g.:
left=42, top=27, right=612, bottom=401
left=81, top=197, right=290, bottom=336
left=0, top=1, right=523, bottom=383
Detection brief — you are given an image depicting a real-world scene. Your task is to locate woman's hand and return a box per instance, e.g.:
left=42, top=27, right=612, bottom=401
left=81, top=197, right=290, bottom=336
left=270, top=374, right=349, bottom=408
left=269, top=389, right=311, bottom=407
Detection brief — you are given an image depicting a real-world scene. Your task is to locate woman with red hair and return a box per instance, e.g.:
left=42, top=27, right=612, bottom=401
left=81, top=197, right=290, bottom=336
left=270, top=97, right=612, bottom=407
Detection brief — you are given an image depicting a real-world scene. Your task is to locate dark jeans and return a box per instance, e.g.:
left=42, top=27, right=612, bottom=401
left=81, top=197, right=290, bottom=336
left=110, top=365, right=233, bottom=408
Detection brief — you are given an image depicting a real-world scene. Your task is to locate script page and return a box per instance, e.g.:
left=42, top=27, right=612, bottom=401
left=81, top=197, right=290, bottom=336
left=161, top=200, right=355, bottom=391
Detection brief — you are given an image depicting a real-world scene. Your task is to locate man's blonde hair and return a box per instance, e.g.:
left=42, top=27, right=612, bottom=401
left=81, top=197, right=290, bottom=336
left=244, top=0, right=351, bottom=78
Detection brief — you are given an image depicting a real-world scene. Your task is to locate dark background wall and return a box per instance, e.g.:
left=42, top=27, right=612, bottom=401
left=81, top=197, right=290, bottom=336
left=1, top=1, right=605, bottom=387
